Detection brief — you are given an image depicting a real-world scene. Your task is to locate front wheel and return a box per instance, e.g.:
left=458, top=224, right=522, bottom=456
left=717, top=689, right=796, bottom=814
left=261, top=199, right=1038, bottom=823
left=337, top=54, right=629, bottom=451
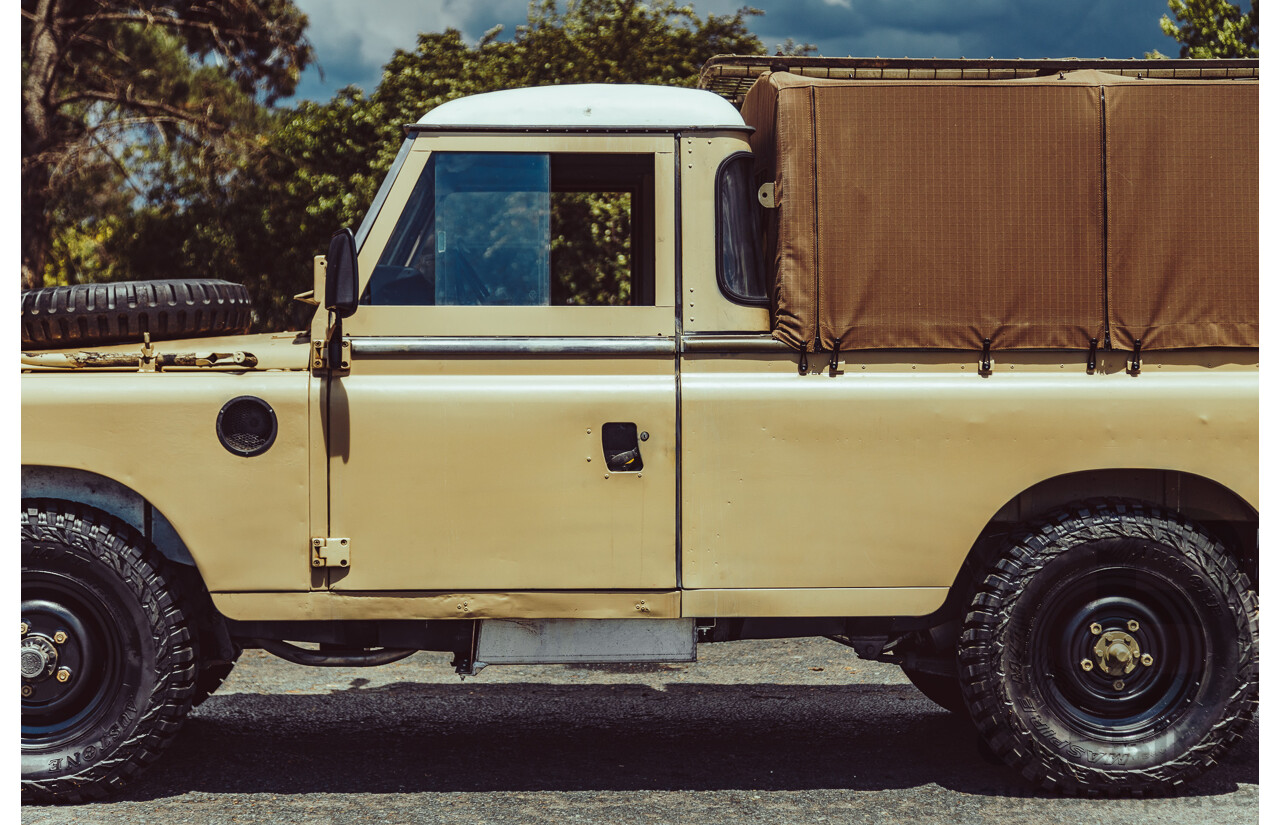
left=22, top=502, right=198, bottom=803
left=959, top=500, right=1257, bottom=795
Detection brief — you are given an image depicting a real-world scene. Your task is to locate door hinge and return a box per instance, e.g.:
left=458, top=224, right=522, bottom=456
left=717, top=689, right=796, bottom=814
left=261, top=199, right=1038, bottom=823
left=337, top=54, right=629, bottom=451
left=311, top=337, right=351, bottom=371
left=311, top=537, right=351, bottom=569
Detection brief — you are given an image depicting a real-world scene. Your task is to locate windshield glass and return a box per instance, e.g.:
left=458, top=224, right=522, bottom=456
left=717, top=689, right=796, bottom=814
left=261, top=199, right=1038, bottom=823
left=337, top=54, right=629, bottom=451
left=354, top=138, right=414, bottom=251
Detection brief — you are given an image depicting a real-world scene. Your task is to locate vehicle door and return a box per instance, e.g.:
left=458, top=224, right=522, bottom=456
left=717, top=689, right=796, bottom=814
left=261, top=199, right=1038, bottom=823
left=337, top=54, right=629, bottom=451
left=323, top=134, right=678, bottom=592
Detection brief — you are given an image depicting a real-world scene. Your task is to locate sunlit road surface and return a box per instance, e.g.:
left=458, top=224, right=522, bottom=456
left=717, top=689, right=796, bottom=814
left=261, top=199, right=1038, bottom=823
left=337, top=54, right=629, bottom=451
left=21, top=637, right=1258, bottom=824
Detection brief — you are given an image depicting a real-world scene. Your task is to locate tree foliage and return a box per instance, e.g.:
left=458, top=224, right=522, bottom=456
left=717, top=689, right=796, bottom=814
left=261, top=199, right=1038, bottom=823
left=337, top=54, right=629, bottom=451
left=1148, top=0, right=1259, bottom=58
left=21, top=0, right=313, bottom=289
left=96, top=0, right=764, bottom=330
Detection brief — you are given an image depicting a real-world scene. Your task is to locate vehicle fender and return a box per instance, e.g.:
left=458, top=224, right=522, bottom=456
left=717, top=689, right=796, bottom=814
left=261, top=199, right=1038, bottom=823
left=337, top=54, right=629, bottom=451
left=20, top=465, right=195, bottom=567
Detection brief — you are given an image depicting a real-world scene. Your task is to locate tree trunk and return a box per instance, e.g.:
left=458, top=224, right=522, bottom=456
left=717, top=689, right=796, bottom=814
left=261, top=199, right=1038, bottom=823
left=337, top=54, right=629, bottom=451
left=22, top=176, right=51, bottom=290
left=22, top=0, right=62, bottom=290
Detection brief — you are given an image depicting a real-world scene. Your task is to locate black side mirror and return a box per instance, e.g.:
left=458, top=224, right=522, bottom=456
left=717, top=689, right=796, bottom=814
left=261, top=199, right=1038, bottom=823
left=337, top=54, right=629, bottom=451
left=325, top=228, right=359, bottom=318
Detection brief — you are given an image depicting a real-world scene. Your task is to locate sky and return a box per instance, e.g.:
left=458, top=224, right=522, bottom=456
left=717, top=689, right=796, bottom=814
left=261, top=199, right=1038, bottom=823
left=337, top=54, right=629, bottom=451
left=290, top=0, right=1183, bottom=101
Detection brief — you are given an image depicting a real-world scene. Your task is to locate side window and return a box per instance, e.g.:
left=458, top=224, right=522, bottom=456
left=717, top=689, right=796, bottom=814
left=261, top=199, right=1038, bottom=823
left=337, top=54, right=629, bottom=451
left=365, top=152, right=655, bottom=307
left=716, top=154, right=768, bottom=305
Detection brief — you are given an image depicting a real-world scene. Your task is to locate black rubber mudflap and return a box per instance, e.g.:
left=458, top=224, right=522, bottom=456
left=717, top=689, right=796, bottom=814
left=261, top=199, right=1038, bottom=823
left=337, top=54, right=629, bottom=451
left=21, top=279, right=254, bottom=349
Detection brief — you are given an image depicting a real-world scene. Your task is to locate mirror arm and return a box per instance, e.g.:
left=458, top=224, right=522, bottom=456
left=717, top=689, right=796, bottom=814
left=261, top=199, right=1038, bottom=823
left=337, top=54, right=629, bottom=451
left=327, top=314, right=345, bottom=369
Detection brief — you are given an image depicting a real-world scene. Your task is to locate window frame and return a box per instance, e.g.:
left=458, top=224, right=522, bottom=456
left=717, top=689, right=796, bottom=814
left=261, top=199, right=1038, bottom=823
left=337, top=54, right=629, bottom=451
left=714, top=151, right=771, bottom=308
left=345, top=133, right=677, bottom=339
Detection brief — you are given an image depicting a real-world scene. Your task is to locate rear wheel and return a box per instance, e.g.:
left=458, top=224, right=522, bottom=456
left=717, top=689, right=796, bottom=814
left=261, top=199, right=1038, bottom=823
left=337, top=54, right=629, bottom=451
left=959, top=500, right=1257, bottom=795
left=21, top=502, right=198, bottom=803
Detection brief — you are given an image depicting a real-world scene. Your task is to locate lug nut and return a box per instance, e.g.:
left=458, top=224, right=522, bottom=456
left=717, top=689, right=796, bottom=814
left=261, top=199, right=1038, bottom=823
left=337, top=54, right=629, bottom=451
left=20, top=622, right=28, bottom=635
left=1141, top=653, right=1154, bottom=667
left=53, top=631, right=67, bottom=644
left=21, top=685, right=33, bottom=698
left=1080, top=659, right=1094, bottom=672
left=55, top=668, right=71, bottom=683
left=1113, top=679, right=1125, bottom=691
left=1089, top=623, right=1102, bottom=635
left=1127, top=620, right=1140, bottom=632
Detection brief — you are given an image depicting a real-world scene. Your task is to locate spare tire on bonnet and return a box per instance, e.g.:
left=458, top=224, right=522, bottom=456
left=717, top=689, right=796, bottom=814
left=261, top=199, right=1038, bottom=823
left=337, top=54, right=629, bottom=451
left=21, top=279, right=253, bottom=350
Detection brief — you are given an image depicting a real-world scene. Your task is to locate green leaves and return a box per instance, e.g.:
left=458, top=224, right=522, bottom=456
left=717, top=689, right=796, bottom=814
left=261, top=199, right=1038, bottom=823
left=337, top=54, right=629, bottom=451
left=28, top=1, right=764, bottom=330
left=22, top=0, right=314, bottom=289
left=1152, top=0, right=1258, bottom=58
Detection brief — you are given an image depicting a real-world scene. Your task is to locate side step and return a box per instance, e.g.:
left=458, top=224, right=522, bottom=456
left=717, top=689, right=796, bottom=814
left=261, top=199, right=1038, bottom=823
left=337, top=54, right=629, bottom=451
left=459, top=618, right=696, bottom=675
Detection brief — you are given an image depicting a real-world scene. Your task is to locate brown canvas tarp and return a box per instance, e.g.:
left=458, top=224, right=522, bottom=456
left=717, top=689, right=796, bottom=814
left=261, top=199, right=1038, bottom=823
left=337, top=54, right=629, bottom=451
left=1105, top=83, right=1258, bottom=349
left=743, top=71, right=1258, bottom=352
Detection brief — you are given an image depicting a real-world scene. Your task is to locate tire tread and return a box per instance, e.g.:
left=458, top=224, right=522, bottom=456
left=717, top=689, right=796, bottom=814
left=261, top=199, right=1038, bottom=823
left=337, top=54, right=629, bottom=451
left=958, top=498, right=1258, bottom=796
left=21, top=501, right=198, bottom=804
left=21, top=280, right=253, bottom=349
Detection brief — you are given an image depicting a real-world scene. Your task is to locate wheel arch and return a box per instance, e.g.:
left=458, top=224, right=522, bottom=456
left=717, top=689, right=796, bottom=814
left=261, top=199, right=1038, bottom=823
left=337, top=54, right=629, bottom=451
left=21, top=465, right=197, bottom=569
left=21, top=466, right=238, bottom=666
left=918, top=468, right=1258, bottom=633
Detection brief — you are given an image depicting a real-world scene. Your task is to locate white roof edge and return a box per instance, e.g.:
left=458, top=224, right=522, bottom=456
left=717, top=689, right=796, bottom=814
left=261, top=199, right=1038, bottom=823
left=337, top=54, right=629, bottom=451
left=416, top=84, right=747, bottom=130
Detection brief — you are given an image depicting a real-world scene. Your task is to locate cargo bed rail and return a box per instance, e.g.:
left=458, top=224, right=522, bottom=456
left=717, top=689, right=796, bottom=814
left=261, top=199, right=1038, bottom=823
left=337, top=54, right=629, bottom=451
left=698, top=55, right=1259, bottom=105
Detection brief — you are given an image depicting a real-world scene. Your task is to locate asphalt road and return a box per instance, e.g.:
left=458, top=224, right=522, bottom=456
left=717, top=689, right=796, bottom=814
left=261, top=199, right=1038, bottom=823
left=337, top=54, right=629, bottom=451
left=21, top=638, right=1258, bottom=824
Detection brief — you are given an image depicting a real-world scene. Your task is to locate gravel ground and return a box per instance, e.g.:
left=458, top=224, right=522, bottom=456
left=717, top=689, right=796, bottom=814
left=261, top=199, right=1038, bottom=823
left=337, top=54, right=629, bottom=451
left=22, top=637, right=1258, bottom=824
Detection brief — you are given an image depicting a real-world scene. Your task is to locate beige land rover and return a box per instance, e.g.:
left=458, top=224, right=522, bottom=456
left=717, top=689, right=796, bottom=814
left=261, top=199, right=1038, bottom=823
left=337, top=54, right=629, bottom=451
left=20, top=56, right=1258, bottom=802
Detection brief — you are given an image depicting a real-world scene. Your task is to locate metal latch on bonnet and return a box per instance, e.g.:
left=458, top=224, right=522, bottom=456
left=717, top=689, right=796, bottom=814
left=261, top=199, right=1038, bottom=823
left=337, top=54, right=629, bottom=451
left=21, top=333, right=257, bottom=371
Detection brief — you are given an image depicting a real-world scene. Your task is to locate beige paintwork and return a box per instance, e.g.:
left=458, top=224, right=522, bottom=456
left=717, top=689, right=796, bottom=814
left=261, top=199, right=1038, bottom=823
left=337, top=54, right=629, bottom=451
left=20, top=116, right=1258, bottom=626
left=681, top=587, right=948, bottom=618
left=679, top=133, right=771, bottom=334
left=22, top=367, right=314, bottom=593
left=343, top=306, right=677, bottom=338
left=212, top=590, right=682, bottom=621
left=20, top=331, right=313, bottom=372
left=326, top=131, right=679, bottom=594
left=680, top=348, right=1256, bottom=592
left=326, top=362, right=677, bottom=591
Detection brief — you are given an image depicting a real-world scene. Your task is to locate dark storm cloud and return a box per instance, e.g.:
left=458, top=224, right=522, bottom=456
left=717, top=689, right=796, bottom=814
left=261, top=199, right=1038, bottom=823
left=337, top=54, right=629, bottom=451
left=291, top=0, right=1182, bottom=100
left=294, top=0, right=531, bottom=99
left=746, top=0, right=1175, bottom=59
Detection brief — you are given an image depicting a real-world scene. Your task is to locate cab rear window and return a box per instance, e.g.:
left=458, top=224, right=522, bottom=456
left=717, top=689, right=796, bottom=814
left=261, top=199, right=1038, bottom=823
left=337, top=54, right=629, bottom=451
left=716, top=154, right=768, bottom=305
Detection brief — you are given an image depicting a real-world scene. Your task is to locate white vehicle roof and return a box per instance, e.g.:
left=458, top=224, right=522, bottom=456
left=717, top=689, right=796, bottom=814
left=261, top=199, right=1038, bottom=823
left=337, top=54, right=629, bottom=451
left=416, top=84, right=747, bottom=130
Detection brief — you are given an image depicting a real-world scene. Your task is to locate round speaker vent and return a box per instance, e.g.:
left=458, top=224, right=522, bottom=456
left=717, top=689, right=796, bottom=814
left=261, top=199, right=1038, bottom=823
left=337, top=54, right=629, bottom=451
left=216, top=396, right=277, bottom=457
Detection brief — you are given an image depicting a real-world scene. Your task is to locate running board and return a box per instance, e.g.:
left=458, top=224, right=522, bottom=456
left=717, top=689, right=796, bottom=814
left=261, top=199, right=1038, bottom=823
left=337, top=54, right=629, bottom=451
left=458, top=618, right=697, bottom=675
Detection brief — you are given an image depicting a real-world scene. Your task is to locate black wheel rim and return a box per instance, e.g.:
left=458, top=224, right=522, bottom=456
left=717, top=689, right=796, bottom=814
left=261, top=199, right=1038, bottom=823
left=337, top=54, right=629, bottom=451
left=22, top=571, right=125, bottom=748
left=1028, top=563, right=1206, bottom=741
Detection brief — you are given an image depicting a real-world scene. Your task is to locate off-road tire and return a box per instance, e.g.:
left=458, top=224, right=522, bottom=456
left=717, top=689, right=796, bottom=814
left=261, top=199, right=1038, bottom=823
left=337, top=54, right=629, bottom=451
left=959, top=500, right=1257, bottom=796
left=21, top=279, right=253, bottom=350
left=21, top=501, right=198, bottom=804
left=903, top=667, right=966, bottom=714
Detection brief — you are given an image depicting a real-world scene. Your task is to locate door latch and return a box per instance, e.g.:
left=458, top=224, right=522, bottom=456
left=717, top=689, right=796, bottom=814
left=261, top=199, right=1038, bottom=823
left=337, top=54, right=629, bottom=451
left=311, top=537, right=350, bottom=568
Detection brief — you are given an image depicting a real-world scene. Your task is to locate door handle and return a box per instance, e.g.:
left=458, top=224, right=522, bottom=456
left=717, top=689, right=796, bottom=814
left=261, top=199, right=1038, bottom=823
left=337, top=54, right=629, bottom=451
left=602, top=422, right=644, bottom=472
left=609, top=448, right=641, bottom=469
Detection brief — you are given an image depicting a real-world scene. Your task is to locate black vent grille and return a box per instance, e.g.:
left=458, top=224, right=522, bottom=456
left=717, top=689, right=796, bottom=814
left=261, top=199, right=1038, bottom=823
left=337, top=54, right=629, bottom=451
left=216, top=397, right=277, bottom=457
